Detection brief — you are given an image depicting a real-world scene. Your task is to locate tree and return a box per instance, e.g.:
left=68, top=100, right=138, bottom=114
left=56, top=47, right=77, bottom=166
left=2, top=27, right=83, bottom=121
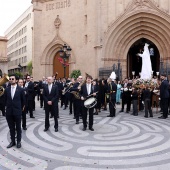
left=70, top=70, right=81, bottom=79
left=27, top=61, right=32, bottom=75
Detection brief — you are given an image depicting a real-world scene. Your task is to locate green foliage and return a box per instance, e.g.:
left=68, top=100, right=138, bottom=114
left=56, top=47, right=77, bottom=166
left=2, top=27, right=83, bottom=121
left=70, top=70, right=81, bottom=79
left=8, top=72, right=23, bottom=78
left=27, top=61, right=32, bottom=75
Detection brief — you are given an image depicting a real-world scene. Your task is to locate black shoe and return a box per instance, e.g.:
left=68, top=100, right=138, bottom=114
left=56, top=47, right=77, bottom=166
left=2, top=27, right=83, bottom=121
left=55, top=128, right=58, bottom=132
left=150, top=115, right=153, bottom=117
left=158, top=116, right=166, bottom=119
left=82, top=127, right=86, bottom=131
left=69, top=112, right=72, bottom=115
left=76, top=121, right=79, bottom=124
left=40, top=106, right=43, bottom=108
left=17, top=142, right=21, bottom=148
left=7, top=142, right=16, bottom=148
left=44, top=128, right=48, bottom=132
left=23, top=127, right=27, bottom=130
left=119, top=110, right=124, bottom=113
left=107, top=115, right=113, bottom=117
left=93, top=112, right=98, bottom=115
left=73, top=116, right=76, bottom=119
left=30, top=116, right=35, bottom=118
left=63, top=108, right=66, bottom=110
left=50, top=116, right=53, bottom=118
left=144, top=116, right=148, bottom=118
left=89, top=127, right=94, bottom=131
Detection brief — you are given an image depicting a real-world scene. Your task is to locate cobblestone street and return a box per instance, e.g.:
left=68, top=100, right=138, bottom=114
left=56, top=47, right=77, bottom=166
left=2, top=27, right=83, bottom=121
left=0, top=101, right=170, bottom=170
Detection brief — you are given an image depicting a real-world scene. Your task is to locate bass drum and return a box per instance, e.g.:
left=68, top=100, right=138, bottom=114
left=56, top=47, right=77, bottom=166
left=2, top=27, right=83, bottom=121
left=84, top=97, right=97, bottom=109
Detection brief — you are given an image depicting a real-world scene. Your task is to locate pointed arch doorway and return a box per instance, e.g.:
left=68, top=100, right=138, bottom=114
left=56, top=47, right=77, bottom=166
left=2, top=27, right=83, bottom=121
left=53, top=52, right=69, bottom=78
left=127, top=38, right=160, bottom=78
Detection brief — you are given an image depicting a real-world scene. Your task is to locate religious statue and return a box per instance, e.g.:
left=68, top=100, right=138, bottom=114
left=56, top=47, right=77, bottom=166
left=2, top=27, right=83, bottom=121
left=137, top=43, right=152, bottom=79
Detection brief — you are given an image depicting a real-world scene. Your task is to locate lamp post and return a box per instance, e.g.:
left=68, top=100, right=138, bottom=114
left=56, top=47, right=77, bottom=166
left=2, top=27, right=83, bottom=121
left=18, top=63, right=23, bottom=78
left=59, top=44, right=72, bottom=78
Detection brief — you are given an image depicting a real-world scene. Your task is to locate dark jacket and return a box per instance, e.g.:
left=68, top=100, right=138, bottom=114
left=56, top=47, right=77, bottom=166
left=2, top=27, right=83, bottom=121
left=5, top=85, right=25, bottom=115
left=107, top=82, right=117, bottom=100
left=160, top=80, right=169, bottom=99
left=25, top=81, right=35, bottom=100
left=43, top=84, right=59, bottom=107
left=143, top=89, right=151, bottom=100
left=81, top=83, right=98, bottom=98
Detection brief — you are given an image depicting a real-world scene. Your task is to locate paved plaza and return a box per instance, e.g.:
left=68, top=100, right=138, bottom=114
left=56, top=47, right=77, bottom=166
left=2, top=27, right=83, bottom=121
left=0, top=101, right=170, bottom=170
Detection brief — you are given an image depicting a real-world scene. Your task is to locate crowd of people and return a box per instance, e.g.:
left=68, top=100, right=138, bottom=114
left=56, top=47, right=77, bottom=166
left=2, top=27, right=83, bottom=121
left=0, top=73, right=169, bottom=149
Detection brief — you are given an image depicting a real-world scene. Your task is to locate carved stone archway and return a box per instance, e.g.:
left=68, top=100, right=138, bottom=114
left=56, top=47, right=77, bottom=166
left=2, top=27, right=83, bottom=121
left=102, top=0, right=170, bottom=78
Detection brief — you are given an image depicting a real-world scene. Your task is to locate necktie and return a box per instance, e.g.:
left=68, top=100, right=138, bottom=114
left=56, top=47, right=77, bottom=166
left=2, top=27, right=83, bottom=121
left=11, top=86, right=15, bottom=99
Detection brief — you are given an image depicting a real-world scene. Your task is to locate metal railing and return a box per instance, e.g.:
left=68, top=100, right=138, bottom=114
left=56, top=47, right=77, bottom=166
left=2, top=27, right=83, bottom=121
left=99, top=61, right=122, bottom=80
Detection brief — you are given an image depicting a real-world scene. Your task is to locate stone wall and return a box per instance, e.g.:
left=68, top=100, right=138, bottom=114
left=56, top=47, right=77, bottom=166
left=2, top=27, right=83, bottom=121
left=32, top=0, right=170, bottom=80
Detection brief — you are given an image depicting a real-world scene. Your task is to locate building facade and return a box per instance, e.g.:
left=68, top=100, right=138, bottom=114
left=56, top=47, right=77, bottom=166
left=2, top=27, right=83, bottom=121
left=0, top=36, right=8, bottom=75
left=5, top=6, right=33, bottom=76
left=31, top=0, right=170, bottom=80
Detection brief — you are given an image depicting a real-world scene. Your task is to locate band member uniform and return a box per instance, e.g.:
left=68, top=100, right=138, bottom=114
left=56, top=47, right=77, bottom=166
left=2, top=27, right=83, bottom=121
left=81, top=75, right=97, bottom=131
left=5, top=75, right=25, bottom=148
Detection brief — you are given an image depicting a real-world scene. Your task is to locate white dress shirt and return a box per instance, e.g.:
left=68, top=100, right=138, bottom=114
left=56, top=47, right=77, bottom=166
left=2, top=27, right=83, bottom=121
left=11, top=84, right=17, bottom=99
left=48, top=84, right=52, bottom=93
left=86, top=83, right=91, bottom=95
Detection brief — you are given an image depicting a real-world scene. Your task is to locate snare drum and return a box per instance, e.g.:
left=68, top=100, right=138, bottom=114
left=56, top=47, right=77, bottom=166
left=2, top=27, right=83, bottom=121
left=84, top=97, right=97, bottom=109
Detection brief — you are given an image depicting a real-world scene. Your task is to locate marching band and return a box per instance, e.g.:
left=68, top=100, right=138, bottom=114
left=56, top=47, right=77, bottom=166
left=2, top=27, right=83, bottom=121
left=0, top=72, right=170, bottom=148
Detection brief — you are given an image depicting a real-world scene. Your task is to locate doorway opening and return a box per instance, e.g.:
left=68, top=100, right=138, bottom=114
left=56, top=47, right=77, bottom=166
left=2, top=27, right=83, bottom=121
left=127, top=38, right=160, bottom=79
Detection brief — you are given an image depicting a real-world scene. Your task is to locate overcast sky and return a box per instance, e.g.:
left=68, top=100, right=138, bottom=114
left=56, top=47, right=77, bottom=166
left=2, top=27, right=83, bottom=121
left=0, top=0, right=32, bottom=36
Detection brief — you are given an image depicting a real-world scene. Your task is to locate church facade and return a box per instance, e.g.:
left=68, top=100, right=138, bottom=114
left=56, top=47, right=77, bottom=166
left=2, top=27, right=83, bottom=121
left=31, top=0, right=170, bottom=80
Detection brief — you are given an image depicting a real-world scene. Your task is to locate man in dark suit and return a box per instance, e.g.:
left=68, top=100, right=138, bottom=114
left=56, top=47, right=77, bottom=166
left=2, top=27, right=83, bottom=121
left=38, top=76, right=46, bottom=108
left=25, top=75, right=35, bottom=118
left=70, top=76, right=83, bottom=124
left=159, top=74, right=169, bottom=119
left=43, top=76, right=59, bottom=132
left=5, top=74, right=25, bottom=148
left=106, top=78, right=117, bottom=117
left=81, top=75, right=98, bottom=131
left=18, top=79, right=27, bottom=130
left=119, top=78, right=129, bottom=112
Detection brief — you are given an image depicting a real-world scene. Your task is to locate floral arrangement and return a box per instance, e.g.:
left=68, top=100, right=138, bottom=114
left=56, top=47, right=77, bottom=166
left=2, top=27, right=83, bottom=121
left=133, top=78, right=159, bottom=89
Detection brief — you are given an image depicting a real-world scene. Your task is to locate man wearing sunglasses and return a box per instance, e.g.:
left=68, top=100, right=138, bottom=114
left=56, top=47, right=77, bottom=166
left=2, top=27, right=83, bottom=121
left=5, top=74, right=25, bottom=149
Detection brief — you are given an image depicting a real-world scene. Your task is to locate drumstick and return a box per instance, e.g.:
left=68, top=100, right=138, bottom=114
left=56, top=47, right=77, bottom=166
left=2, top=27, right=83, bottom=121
left=86, top=91, right=98, bottom=98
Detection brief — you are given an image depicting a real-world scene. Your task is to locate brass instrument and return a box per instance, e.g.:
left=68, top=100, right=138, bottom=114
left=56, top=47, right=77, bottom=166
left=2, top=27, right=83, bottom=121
left=62, top=82, right=73, bottom=95
left=0, top=74, right=9, bottom=96
left=70, top=82, right=84, bottom=99
left=70, top=91, right=81, bottom=99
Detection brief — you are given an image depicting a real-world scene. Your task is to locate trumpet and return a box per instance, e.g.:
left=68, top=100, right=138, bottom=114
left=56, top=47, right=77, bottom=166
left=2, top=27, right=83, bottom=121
left=0, top=74, right=9, bottom=96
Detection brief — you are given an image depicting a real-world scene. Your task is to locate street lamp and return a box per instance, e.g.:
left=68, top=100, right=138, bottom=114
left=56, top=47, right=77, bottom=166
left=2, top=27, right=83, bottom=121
left=18, top=63, right=23, bottom=72
left=59, top=44, right=72, bottom=78
left=18, top=63, right=23, bottom=78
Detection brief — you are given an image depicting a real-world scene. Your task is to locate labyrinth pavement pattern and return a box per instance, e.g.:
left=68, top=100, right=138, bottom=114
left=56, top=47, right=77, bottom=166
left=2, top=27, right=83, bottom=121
left=0, top=104, right=170, bottom=170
